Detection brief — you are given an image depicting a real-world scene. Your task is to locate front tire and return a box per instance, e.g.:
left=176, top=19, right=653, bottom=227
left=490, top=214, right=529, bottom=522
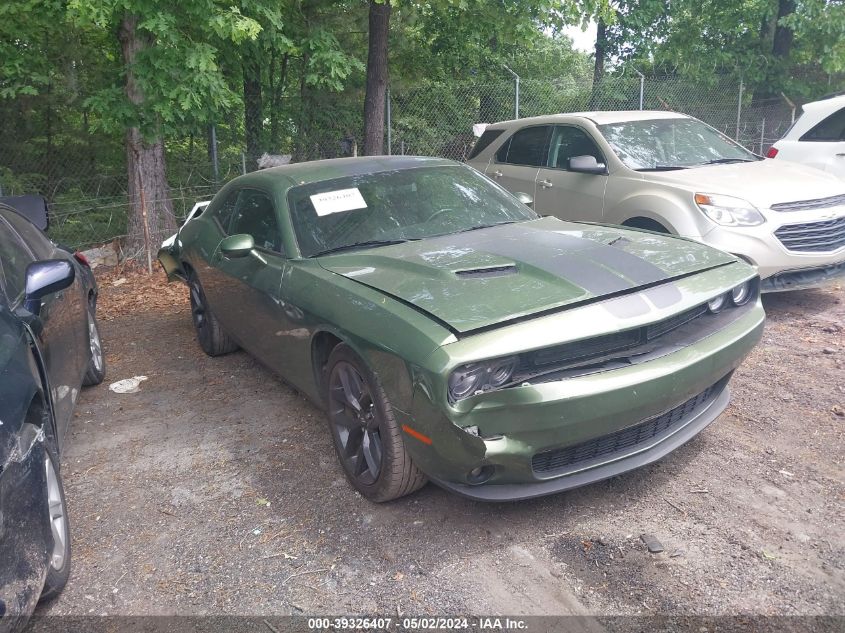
left=324, top=344, right=426, bottom=502
left=40, top=446, right=71, bottom=602
left=187, top=272, right=238, bottom=357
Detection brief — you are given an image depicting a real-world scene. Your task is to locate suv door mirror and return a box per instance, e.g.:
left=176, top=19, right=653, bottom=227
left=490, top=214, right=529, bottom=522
left=569, top=155, right=608, bottom=175
left=220, top=234, right=255, bottom=258
left=23, top=259, right=75, bottom=315
left=514, top=192, right=534, bottom=208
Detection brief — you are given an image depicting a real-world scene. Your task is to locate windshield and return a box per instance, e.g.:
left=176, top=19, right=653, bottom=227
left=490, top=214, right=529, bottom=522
left=288, top=165, right=537, bottom=257
left=598, top=118, right=758, bottom=170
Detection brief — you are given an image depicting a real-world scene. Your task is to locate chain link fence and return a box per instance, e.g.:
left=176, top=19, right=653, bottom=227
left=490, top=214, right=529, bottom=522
left=0, top=73, right=812, bottom=252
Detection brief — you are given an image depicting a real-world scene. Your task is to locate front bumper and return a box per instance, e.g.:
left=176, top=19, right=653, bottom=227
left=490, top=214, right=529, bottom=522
left=759, top=260, right=845, bottom=292
left=403, top=301, right=764, bottom=501
left=433, top=383, right=730, bottom=501
left=697, top=216, right=845, bottom=288
left=0, top=440, right=50, bottom=630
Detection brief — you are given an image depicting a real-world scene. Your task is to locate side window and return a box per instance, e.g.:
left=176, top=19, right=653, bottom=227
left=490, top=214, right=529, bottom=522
left=2, top=208, right=53, bottom=259
left=495, top=126, right=551, bottom=166
left=549, top=126, right=605, bottom=169
left=213, top=189, right=241, bottom=233
left=468, top=129, right=504, bottom=160
left=230, top=190, right=283, bottom=254
left=0, top=217, right=36, bottom=302
left=800, top=107, right=845, bottom=142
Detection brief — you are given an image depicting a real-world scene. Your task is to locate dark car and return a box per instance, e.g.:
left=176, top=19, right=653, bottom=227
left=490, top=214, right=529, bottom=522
left=0, top=200, right=105, bottom=628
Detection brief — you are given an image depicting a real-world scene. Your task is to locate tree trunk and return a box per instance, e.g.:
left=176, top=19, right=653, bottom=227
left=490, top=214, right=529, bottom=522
left=119, top=14, right=174, bottom=263
left=363, top=0, right=391, bottom=156
left=243, top=42, right=263, bottom=167
left=269, top=52, right=289, bottom=152
left=590, top=18, right=607, bottom=109
left=772, top=0, right=795, bottom=59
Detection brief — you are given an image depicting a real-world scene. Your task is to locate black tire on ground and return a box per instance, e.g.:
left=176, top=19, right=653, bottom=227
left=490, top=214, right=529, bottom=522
left=39, top=445, right=71, bottom=602
left=324, top=344, right=427, bottom=502
left=82, top=309, right=106, bottom=386
left=187, top=272, right=239, bottom=357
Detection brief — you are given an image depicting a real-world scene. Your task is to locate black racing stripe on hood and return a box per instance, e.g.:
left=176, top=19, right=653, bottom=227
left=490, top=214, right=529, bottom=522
left=443, top=225, right=669, bottom=295
left=455, top=262, right=734, bottom=337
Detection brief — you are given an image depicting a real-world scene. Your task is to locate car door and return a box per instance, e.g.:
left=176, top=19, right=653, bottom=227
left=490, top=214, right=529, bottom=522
left=533, top=125, right=609, bottom=222
left=798, top=106, right=845, bottom=179
left=485, top=125, right=551, bottom=200
left=212, top=188, right=291, bottom=373
left=0, top=217, right=83, bottom=443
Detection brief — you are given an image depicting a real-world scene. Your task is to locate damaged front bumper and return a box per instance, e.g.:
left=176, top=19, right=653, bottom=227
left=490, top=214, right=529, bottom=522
left=399, top=292, right=764, bottom=502
left=0, top=426, right=51, bottom=629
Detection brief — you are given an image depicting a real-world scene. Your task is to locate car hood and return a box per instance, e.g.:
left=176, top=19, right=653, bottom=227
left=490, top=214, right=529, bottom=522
left=646, top=160, right=845, bottom=209
left=318, top=217, right=735, bottom=333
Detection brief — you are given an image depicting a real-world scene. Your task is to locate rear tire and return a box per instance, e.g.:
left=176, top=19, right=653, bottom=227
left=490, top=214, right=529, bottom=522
left=39, top=446, right=71, bottom=602
left=82, top=309, right=105, bottom=386
left=324, top=344, right=426, bottom=502
left=188, top=272, right=239, bottom=356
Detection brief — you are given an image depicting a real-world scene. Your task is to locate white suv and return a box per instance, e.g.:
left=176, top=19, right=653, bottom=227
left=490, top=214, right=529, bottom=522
left=768, top=94, right=845, bottom=180
left=467, top=111, right=845, bottom=292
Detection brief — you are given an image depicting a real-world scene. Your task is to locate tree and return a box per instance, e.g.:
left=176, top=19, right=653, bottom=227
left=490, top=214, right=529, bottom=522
left=69, top=0, right=262, bottom=260
left=363, top=0, right=391, bottom=155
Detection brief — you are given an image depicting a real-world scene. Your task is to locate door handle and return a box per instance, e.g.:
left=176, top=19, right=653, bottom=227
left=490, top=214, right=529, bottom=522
left=491, top=170, right=503, bottom=178
left=539, top=179, right=553, bottom=189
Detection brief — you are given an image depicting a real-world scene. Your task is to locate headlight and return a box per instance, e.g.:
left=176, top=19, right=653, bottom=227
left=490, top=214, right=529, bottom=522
left=694, top=193, right=765, bottom=226
left=731, top=280, right=752, bottom=305
left=707, top=293, right=728, bottom=313
left=448, top=356, right=518, bottom=402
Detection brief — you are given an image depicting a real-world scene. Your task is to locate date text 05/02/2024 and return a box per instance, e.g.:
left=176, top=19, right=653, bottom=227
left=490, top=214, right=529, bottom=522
left=306, top=617, right=529, bottom=630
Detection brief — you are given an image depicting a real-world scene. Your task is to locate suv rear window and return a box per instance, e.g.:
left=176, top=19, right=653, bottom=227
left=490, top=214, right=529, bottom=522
left=800, top=106, right=845, bottom=141
left=495, top=126, right=551, bottom=166
left=468, top=129, right=504, bottom=160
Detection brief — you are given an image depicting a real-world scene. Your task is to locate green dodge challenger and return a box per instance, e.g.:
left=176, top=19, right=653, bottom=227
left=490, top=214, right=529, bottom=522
left=158, top=156, right=764, bottom=502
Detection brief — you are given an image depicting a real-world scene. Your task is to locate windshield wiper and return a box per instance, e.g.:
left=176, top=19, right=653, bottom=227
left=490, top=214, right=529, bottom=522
left=635, top=165, right=689, bottom=171
left=311, top=238, right=417, bottom=257
left=701, top=157, right=758, bottom=165
left=446, top=220, right=521, bottom=236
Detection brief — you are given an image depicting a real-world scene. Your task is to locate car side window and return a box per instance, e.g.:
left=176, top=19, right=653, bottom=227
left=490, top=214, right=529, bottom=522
left=0, top=216, right=36, bottom=302
left=2, top=208, right=54, bottom=260
left=230, top=190, right=284, bottom=254
left=548, top=126, right=605, bottom=169
left=495, top=126, right=551, bottom=166
left=468, top=129, right=504, bottom=159
left=213, top=189, right=241, bottom=233
left=800, top=106, right=845, bottom=142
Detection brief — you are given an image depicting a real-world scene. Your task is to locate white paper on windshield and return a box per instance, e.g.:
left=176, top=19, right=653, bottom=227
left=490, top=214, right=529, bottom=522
left=310, top=188, right=368, bottom=216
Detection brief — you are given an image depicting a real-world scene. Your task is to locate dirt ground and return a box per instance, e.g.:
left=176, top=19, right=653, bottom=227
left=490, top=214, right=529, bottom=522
left=38, top=270, right=844, bottom=621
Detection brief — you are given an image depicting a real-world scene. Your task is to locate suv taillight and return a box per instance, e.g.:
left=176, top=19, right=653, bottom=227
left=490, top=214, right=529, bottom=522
left=766, top=147, right=779, bottom=158
left=73, top=251, right=90, bottom=267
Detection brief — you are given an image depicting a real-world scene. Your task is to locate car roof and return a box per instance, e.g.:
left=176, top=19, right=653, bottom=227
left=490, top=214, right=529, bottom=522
left=487, top=110, right=690, bottom=128
left=227, top=156, right=461, bottom=191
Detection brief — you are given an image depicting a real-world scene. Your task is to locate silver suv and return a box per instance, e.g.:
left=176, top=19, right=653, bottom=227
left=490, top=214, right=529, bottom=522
left=467, top=111, right=845, bottom=291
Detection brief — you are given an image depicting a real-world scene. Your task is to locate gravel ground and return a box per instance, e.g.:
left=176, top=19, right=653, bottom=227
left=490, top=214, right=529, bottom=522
left=37, top=275, right=844, bottom=621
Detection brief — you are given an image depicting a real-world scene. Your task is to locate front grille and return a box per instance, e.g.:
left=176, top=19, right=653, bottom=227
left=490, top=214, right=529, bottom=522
left=526, top=304, right=709, bottom=371
left=531, top=381, right=721, bottom=475
left=774, top=216, right=845, bottom=253
left=770, top=193, right=845, bottom=212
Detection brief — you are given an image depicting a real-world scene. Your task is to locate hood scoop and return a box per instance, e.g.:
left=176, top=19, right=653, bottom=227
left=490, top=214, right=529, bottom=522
left=454, top=264, right=518, bottom=279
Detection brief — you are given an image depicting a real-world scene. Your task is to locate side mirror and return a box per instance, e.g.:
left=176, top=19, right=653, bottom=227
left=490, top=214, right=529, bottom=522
left=23, top=259, right=75, bottom=315
left=220, top=234, right=255, bottom=258
left=569, top=155, right=608, bottom=175
left=515, top=192, right=534, bottom=208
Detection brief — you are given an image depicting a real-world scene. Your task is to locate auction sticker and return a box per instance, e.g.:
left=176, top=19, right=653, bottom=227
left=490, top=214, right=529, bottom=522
left=311, top=188, right=368, bottom=216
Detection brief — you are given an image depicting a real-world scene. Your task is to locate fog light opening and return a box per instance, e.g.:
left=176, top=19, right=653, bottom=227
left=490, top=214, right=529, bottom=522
left=467, top=465, right=494, bottom=485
